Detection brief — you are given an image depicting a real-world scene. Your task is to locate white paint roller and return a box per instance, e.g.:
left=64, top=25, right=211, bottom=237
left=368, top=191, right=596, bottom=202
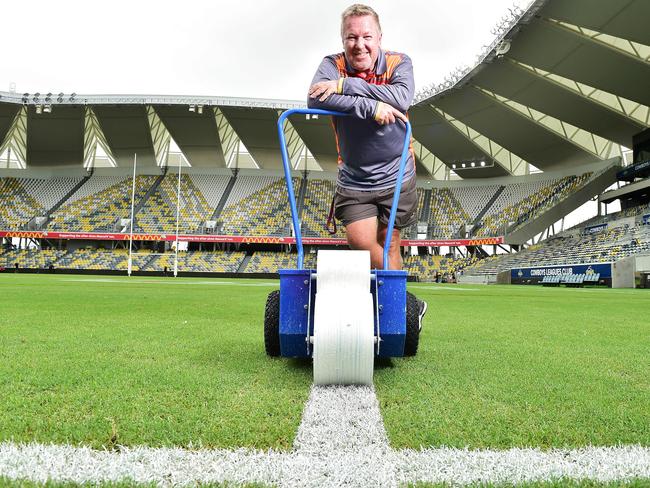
left=312, top=250, right=374, bottom=385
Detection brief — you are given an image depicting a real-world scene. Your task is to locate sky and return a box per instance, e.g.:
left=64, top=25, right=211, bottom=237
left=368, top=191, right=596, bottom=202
left=2, top=0, right=529, bottom=101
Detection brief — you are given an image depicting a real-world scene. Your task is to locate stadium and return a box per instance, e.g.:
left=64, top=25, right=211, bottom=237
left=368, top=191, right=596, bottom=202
left=1, top=0, right=650, bottom=486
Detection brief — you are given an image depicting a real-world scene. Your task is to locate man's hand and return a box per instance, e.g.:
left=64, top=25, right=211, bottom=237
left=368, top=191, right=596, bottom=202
left=374, top=101, right=408, bottom=125
left=308, top=80, right=340, bottom=102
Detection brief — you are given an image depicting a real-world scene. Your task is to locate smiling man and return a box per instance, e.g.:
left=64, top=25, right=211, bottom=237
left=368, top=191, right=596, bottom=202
left=307, top=4, right=427, bottom=329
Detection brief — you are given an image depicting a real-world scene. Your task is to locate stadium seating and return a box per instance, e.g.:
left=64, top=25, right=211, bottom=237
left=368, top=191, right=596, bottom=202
left=49, top=176, right=158, bottom=232
left=136, top=175, right=213, bottom=234
left=0, top=178, right=46, bottom=229
left=244, top=251, right=317, bottom=273
left=0, top=248, right=66, bottom=269
left=146, top=251, right=246, bottom=273
left=475, top=173, right=592, bottom=236
left=403, top=254, right=479, bottom=282
left=301, top=179, right=345, bottom=237
left=428, top=188, right=470, bottom=239
left=219, top=176, right=298, bottom=236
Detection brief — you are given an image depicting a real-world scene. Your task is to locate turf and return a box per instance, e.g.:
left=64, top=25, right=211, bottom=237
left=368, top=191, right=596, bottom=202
left=2, top=274, right=649, bottom=452
left=376, top=284, right=650, bottom=449
left=0, top=274, right=310, bottom=450
left=411, top=479, right=650, bottom=487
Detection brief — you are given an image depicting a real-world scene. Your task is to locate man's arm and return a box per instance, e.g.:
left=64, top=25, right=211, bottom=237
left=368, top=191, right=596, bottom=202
left=307, top=56, right=377, bottom=120
left=340, top=54, right=414, bottom=113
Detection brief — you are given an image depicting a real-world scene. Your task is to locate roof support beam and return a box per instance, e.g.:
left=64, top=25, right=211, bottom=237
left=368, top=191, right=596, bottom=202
left=511, top=60, right=650, bottom=128
left=412, top=139, right=451, bottom=180
left=431, top=105, right=528, bottom=176
left=475, top=86, right=620, bottom=160
left=214, top=107, right=239, bottom=166
left=0, top=106, right=27, bottom=169
left=83, top=107, right=117, bottom=169
left=544, top=17, right=650, bottom=65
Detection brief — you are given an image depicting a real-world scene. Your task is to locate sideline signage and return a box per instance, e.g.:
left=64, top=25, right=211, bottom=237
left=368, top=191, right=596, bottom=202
left=511, top=263, right=612, bottom=280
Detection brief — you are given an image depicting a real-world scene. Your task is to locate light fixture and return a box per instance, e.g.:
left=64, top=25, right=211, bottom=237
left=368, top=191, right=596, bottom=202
left=69, top=93, right=76, bottom=102
left=45, top=93, right=52, bottom=102
left=35, top=105, right=43, bottom=114
left=188, top=104, right=196, bottom=112
left=43, top=104, right=52, bottom=113
left=33, top=92, right=40, bottom=103
left=452, top=163, right=456, bottom=169
left=470, top=161, right=476, bottom=167
left=197, top=104, right=203, bottom=114
left=461, top=163, right=466, bottom=168
left=480, top=160, right=486, bottom=167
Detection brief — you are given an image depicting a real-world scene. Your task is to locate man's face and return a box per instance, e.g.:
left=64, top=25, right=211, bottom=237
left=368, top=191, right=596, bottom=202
left=341, top=14, right=382, bottom=73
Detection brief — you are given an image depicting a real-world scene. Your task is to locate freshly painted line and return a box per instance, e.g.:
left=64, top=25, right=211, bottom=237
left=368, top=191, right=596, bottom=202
left=2, top=385, right=649, bottom=487
left=394, top=445, right=650, bottom=485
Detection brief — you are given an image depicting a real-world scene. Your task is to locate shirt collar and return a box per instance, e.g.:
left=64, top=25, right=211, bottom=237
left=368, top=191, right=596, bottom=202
left=344, top=49, right=387, bottom=76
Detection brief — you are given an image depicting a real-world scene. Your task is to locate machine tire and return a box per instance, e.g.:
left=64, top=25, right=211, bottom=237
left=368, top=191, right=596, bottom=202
left=264, top=290, right=281, bottom=357
left=404, top=291, right=420, bottom=356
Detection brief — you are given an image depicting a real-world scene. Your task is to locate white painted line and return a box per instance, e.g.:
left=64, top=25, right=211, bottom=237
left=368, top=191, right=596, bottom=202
left=2, top=385, right=649, bottom=487
left=394, top=446, right=650, bottom=485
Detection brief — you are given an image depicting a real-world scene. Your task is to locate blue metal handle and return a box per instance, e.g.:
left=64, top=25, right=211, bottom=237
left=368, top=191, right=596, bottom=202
left=277, top=108, right=411, bottom=270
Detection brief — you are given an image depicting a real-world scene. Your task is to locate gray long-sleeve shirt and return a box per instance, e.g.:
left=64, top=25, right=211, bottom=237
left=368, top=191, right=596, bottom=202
left=307, top=49, right=416, bottom=191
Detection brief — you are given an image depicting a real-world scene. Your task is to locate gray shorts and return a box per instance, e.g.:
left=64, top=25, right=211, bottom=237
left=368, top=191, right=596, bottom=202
left=334, top=176, right=418, bottom=229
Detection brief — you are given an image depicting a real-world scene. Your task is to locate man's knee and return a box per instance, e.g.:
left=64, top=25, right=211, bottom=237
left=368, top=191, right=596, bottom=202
left=345, top=217, right=379, bottom=251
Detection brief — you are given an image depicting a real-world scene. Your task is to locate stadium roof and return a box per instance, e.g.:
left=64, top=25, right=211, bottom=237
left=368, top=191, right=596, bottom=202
left=1, top=0, right=648, bottom=178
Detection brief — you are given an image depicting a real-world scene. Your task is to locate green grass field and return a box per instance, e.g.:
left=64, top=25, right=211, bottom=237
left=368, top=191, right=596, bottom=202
left=1, top=273, right=649, bottom=451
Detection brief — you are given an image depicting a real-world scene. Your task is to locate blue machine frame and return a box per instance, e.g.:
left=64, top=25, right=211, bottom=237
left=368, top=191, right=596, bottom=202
left=275, top=108, right=412, bottom=358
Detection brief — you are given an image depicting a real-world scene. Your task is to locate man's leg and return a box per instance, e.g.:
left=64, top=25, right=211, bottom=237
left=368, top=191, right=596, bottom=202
left=345, top=217, right=385, bottom=268
left=377, top=222, right=402, bottom=270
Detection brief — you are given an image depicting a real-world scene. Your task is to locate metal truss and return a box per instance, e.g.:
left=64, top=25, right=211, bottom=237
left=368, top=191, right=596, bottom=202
left=432, top=105, right=529, bottom=175
left=475, top=86, right=621, bottom=160
left=83, top=107, right=117, bottom=169
left=0, top=90, right=305, bottom=110
left=544, top=18, right=650, bottom=64
left=411, top=139, right=449, bottom=180
left=0, top=106, right=27, bottom=169
left=146, top=106, right=171, bottom=167
left=213, top=108, right=259, bottom=169
left=214, top=107, right=239, bottom=166
left=511, top=60, right=650, bottom=127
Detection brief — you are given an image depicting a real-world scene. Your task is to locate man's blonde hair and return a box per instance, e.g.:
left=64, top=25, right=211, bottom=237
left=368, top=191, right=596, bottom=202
left=341, top=4, right=382, bottom=36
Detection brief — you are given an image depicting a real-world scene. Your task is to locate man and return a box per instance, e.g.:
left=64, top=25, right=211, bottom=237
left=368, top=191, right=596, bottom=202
left=307, top=3, right=427, bottom=328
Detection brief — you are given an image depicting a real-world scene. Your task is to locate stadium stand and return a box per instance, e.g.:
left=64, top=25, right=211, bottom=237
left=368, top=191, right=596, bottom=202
left=403, top=254, right=479, bottom=282
left=219, top=176, right=299, bottom=236
left=463, top=205, right=650, bottom=277
left=475, top=173, right=592, bottom=237
left=48, top=176, right=158, bottom=232
left=0, top=178, right=46, bottom=229
left=136, top=175, right=213, bottom=234
left=146, top=251, right=246, bottom=273
left=0, top=248, right=66, bottom=269
left=428, top=188, right=470, bottom=239
left=301, top=178, right=345, bottom=237
left=244, top=251, right=317, bottom=273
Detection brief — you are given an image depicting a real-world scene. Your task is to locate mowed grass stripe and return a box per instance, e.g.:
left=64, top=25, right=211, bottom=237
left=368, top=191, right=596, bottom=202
left=0, top=274, right=310, bottom=450
left=377, top=284, right=650, bottom=449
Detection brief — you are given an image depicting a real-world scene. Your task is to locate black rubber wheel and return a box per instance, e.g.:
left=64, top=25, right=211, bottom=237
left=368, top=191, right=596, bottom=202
left=404, top=291, right=421, bottom=357
left=264, top=290, right=281, bottom=357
